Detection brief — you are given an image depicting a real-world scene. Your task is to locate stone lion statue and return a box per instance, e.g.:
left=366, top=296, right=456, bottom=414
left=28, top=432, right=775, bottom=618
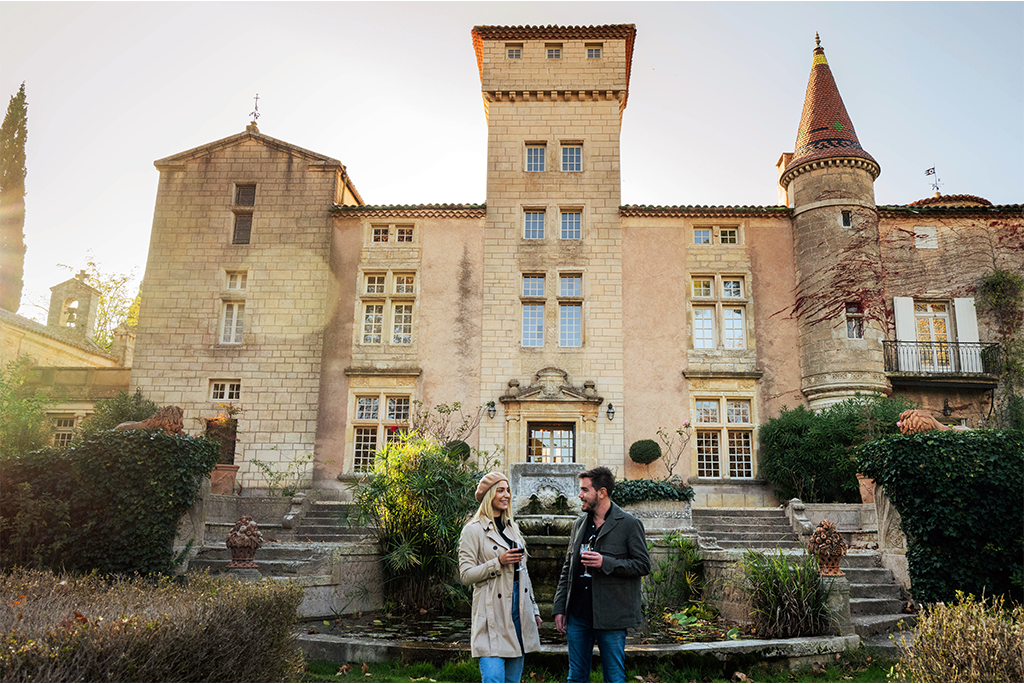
left=115, top=405, right=185, bottom=435
left=898, top=409, right=951, bottom=435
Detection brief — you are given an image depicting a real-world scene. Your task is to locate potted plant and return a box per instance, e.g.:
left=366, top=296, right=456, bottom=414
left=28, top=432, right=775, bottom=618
left=206, top=403, right=240, bottom=495
left=808, top=519, right=848, bottom=576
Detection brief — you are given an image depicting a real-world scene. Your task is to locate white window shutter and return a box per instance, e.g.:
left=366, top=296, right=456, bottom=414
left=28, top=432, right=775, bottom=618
left=954, top=297, right=981, bottom=372
left=893, top=297, right=918, bottom=371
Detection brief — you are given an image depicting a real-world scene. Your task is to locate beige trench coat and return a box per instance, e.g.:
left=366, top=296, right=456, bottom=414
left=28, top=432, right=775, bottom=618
left=458, top=517, right=542, bottom=659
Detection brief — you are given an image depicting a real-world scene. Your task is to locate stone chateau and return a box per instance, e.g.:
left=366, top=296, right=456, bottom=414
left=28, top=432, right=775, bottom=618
left=128, top=25, right=1021, bottom=505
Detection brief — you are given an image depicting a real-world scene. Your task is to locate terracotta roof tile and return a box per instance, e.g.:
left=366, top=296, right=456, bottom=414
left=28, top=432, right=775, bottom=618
left=331, top=204, right=486, bottom=219
left=907, top=193, right=993, bottom=208
left=784, top=38, right=878, bottom=178
left=619, top=205, right=791, bottom=218
left=878, top=204, right=1022, bottom=218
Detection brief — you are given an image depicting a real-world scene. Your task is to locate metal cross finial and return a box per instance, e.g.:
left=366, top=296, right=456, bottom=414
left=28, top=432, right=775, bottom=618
left=815, top=32, right=821, bottom=48
left=249, top=93, right=260, bottom=122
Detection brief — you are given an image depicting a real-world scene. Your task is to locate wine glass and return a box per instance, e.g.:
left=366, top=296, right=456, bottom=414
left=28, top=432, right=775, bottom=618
left=580, top=535, right=596, bottom=578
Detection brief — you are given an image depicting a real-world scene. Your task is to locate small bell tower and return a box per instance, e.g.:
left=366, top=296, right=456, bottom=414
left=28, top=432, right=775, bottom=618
left=47, top=270, right=100, bottom=340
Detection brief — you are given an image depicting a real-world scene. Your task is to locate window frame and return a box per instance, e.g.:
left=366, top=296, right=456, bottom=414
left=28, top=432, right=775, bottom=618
left=232, top=213, right=252, bottom=245
left=522, top=303, right=545, bottom=347
left=586, top=44, right=602, bottom=59
left=560, top=210, right=582, bottom=239
left=352, top=391, right=413, bottom=472
left=506, top=44, right=522, bottom=60
left=561, top=144, right=582, bottom=172
left=693, top=396, right=755, bottom=480
left=546, top=44, right=562, bottom=59
left=220, top=301, right=245, bottom=344
left=51, top=414, right=76, bottom=448
left=689, top=274, right=750, bottom=351
left=524, top=210, right=546, bottom=239
left=846, top=302, right=865, bottom=339
left=527, top=422, right=576, bottom=463
left=210, top=380, right=242, bottom=402
left=525, top=145, right=546, bottom=173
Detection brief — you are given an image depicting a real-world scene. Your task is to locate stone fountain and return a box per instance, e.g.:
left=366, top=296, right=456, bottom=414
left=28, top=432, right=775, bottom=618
left=510, top=462, right=583, bottom=615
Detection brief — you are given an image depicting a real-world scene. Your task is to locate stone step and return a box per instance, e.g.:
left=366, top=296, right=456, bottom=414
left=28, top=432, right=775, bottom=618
left=843, top=567, right=893, bottom=583
left=851, top=597, right=906, bottom=616
left=839, top=551, right=882, bottom=569
left=692, top=507, right=787, bottom=518
left=850, top=582, right=901, bottom=600
left=294, top=524, right=373, bottom=535
left=717, top=539, right=803, bottom=549
left=191, top=557, right=322, bottom=577
left=696, top=522, right=794, bottom=533
left=704, top=531, right=799, bottom=542
left=852, top=613, right=917, bottom=638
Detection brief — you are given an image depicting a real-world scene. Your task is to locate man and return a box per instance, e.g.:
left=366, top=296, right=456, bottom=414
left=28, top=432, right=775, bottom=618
left=552, top=466, right=651, bottom=683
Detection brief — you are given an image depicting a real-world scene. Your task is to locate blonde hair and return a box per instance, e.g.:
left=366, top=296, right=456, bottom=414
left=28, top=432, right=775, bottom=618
left=470, top=479, right=527, bottom=552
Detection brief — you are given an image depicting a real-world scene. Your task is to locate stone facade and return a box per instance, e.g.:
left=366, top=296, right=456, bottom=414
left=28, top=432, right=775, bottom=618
left=129, top=25, right=1022, bottom=499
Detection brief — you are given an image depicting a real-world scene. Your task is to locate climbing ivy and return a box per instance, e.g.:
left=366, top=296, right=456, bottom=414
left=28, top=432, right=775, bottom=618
left=0, top=430, right=218, bottom=575
left=856, top=429, right=1024, bottom=604
left=977, top=267, right=1024, bottom=429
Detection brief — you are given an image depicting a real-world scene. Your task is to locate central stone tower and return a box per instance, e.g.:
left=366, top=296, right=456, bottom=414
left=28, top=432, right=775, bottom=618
left=471, top=25, right=636, bottom=467
left=779, top=35, right=888, bottom=408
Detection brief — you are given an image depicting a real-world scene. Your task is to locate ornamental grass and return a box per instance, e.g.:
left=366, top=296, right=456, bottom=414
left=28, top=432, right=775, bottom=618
left=739, top=549, right=834, bottom=639
left=890, top=591, right=1023, bottom=683
left=0, top=568, right=304, bottom=682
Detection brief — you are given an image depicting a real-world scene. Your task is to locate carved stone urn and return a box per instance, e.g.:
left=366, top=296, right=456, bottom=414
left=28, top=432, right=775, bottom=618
left=808, top=519, right=848, bottom=577
left=226, top=515, right=264, bottom=569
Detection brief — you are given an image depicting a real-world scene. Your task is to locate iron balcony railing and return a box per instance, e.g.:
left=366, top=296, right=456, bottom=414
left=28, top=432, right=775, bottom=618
left=883, top=341, right=1001, bottom=375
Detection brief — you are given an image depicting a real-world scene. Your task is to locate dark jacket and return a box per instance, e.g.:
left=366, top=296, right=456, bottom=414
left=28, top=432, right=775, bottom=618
left=552, top=502, right=651, bottom=630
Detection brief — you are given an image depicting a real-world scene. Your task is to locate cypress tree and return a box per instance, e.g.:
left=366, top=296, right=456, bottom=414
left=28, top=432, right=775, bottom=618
left=1, top=83, right=28, bottom=313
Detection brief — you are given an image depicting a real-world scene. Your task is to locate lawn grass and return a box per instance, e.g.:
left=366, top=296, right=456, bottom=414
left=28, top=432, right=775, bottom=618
left=302, top=646, right=897, bottom=683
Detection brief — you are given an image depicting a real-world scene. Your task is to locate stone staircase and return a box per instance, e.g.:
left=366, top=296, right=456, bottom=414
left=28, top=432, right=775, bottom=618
left=692, top=507, right=801, bottom=549
left=843, top=550, right=916, bottom=641
left=292, top=501, right=373, bottom=543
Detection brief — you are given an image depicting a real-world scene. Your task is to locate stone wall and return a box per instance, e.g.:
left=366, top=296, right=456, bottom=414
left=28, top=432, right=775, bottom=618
left=133, top=130, right=346, bottom=489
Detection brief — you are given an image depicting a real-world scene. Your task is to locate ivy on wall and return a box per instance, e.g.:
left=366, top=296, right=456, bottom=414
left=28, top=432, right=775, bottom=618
left=0, top=430, right=218, bottom=575
left=857, top=429, right=1024, bottom=604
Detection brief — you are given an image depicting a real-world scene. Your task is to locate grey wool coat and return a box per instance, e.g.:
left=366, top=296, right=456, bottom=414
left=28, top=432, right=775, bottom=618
left=552, top=502, right=652, bottom=630
left=458, top=517, right=542, bottom=659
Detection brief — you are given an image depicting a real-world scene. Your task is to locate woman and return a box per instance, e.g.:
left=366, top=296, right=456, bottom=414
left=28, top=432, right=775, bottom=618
left=459, top=471, right=543, bottom=683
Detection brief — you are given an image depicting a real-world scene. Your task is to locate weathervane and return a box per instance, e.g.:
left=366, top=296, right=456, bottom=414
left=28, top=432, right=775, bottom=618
left=925, top=167, right=942, bottom=194
left=249, top=93, right=260, bottom=123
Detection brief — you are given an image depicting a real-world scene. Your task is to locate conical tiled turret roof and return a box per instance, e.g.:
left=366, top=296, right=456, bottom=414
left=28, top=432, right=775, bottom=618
left=783, top=35, right=878, bottom=178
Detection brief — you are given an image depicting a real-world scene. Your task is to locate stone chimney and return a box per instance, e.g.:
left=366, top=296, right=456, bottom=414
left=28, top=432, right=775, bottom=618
left=111, top=324, right=136, bottom=367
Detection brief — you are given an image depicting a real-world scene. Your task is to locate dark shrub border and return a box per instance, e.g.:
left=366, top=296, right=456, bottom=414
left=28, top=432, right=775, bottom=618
left=856, top=429, right=1023, bottom=604
left=1, top=430, right=218, bottom=576
left=613, top=478, right=695, bottom=506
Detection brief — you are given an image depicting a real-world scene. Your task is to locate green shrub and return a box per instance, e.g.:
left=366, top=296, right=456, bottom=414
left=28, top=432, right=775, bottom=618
left=739, top=549, right=834, bottom=638
left=857, top=429, right=1023, bottom=604
left=629, top=438, right=662, bottom=477
left=72, top=388, right=158, bottom=443
left=0, top=568, right=304, bottom=682
left=1, top=430, right=218, bottom=575
left=890, top=591, right=1023, bottom=683
left=644, top=533, right=706, bottom=631
left=612, top=478, right=694, bottom=506
left=0, top=355, right=55, bottom=457
left=348, top=435, right=480, bottom=613
left=759, top=394, right=917, bottom=503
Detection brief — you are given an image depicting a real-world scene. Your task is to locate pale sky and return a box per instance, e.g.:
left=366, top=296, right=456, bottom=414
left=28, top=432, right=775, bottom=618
left=2, top=1, right=1022, bottom=322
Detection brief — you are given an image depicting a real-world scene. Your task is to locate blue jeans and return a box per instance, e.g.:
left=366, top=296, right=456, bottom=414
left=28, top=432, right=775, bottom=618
left=566, top=613, right=627, bottom=683
left=479, top=581, right=525, bottom=682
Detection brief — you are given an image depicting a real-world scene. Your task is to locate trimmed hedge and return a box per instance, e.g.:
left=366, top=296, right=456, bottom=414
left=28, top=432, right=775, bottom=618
left=1, top=430, right=218, bottom=576
left=857, top=429, right=1024, bottom=604
left=612, top=478, right=694, bottom=506
left=0, top=569, right=304, bottom=682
